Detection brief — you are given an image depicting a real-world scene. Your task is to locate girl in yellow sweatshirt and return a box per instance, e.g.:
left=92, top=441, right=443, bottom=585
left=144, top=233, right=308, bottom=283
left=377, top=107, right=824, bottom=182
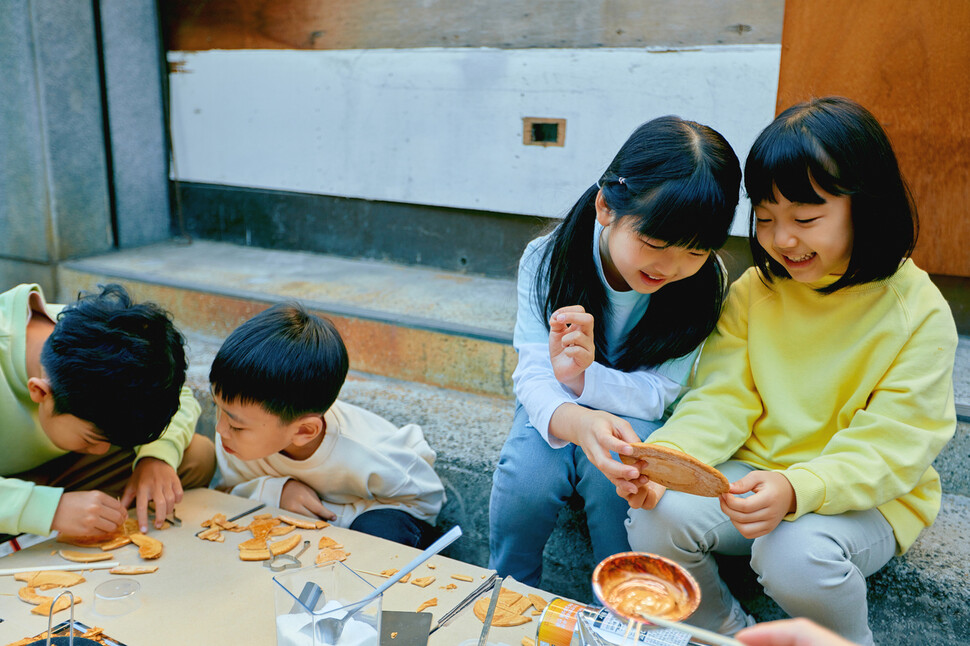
left=624, top=97, right=957, bottom=646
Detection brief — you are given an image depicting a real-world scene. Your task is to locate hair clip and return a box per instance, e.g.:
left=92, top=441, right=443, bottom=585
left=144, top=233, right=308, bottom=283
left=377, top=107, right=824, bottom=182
left=618, top=177, right=626, bottom=185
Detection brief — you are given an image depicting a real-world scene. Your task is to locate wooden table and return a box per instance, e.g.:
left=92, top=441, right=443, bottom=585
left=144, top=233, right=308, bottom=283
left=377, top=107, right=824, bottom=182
left=1, top=489, right=554, bottom=645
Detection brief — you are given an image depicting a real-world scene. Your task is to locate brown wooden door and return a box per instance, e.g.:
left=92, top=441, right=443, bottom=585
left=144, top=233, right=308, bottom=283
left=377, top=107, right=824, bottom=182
left=777, top=0, right=970, bottom=277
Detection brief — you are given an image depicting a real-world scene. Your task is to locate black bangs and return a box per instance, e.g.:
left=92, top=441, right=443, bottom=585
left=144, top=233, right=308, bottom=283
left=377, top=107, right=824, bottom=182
left=209, top=303, right=349, bottom=422
left=744, top=96, right=918, bottom=293
left=745, top=120, right=848, bottom=208
left=630, top=175, right=733, bottom=251
left=211, top=334, right=316, bottom=419
left=537, top=115, right=740, bottom=369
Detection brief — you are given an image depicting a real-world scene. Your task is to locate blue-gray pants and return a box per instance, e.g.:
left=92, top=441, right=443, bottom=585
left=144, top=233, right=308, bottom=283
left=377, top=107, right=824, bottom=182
left=625, top=461, right=896, bottom=645
left=488, top=402, right=660, bottom=587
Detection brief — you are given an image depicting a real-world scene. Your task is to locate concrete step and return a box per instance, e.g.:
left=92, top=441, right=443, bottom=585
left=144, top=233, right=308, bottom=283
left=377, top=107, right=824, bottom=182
left=721, top=492, right=970, bottom=643
left=58, top=242, right=970, bottom=493
left=191, top=347, right=970, bottom=644
left=185, top=336, right=970, bottom=645
left=60, top=241, right=970, bottom=644
left=58, top=240, right=517, bottom=398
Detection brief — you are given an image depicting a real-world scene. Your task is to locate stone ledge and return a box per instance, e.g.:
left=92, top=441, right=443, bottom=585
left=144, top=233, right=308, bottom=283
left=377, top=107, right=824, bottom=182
left=722, top=493, right=970, bottom=644
left=59, top=259, right=516, bottom=398
left=186, top=347, right=970, bottom=644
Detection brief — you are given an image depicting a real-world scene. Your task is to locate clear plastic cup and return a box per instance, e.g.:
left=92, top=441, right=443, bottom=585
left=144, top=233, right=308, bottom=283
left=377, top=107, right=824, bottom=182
left=94, top=579, right=141, bottom=616
left=273, top=561, right=381, bottom=645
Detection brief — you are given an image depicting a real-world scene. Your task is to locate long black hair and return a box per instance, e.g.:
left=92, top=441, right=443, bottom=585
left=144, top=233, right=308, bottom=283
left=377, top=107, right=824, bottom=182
left=536, top=116, right=741, bottom=370
left=745, top=96, right=918, bottom=293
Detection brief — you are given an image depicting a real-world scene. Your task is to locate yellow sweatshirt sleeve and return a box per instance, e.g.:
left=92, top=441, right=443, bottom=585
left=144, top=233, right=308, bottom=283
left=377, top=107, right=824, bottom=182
left=648, top=272, right=764, bottom=463
left=782, top=291, right=957, bottom=520
left=133, top=386, right=201, bottom=469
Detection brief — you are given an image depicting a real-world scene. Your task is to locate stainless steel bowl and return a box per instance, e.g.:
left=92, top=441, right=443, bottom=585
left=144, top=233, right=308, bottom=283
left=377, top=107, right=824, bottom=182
left=591, top=551, right=701, bottom=623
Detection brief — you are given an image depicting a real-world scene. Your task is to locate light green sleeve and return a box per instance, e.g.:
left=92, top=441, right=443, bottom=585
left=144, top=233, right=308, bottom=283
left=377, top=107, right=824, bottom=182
left=648, top=272, right=763, bottom=463
left=133, top=386, right=201, bottom=470
left=0, top=478, right=63, bottom=535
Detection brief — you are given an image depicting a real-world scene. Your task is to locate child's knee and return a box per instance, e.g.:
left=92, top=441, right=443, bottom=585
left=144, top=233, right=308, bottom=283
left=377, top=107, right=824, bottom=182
left=750, top=524, right=846, bottom=590
left=626, top=495, right=726, bottom=554
left=625, top=505, right=688, bottom=552
left=490, top=470, right=560, bottom=528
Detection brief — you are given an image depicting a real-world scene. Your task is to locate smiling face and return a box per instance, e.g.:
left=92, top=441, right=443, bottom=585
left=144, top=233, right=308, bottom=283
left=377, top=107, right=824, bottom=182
left=212, top=392, right=323, bottom=461
left=754, top=182, right=854, bottom=283
left=595, top=191, right=710, bottom=294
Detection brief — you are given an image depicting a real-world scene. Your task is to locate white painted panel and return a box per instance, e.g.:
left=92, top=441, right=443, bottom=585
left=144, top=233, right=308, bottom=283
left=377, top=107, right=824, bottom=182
left=168, top=46, right=779, bottom=233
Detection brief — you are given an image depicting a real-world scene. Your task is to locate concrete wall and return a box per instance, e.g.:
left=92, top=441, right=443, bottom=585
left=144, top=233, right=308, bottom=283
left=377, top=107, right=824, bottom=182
left=99, top=0, right=173, bottom=248
left=0, top=1, right=112, bottom=293
left=167, top=46, right=780, bottom=236
left=163, top=1, right=784, bottom=236
left=0, top=1, right=172, bottom=294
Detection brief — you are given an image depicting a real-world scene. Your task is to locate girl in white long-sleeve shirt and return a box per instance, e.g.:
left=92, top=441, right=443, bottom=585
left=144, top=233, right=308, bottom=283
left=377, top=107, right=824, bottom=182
left=487, top=116, right=742, bottom=586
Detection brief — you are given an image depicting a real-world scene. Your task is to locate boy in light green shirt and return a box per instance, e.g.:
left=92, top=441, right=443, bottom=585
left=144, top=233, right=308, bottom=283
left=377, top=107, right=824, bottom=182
left=0, top=283, right=214, bottom=539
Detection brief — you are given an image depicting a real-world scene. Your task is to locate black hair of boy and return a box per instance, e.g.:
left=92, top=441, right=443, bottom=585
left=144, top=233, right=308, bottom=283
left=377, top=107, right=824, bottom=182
left=744, top=96, right=918, bottom=293
left=40, top=284, right=187, bottom=448
left=209, top=303, right=349, bottom=423
left=537, top=116, right=742, bottom=370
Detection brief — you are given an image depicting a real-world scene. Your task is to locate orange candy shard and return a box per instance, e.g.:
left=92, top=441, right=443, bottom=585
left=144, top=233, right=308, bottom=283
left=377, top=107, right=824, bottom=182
left=58, top=549, right=113, bottom=563
left=129, top=533, right=164, bottom=560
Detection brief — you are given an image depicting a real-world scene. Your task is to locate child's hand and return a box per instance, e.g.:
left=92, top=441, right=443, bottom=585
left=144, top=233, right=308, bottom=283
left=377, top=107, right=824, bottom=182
left=550, top=403, right=642, bottom=493
left=619, top=478, right=667, bottom=510
left=720, top=470, right=796, bottom=539
left=281, top=479, right=337, bottom=521
left=51, top=491, right=127, bottom=537
left=121, top=457, right=183, bottom=533
left=549, top=305, right=595, bottom=395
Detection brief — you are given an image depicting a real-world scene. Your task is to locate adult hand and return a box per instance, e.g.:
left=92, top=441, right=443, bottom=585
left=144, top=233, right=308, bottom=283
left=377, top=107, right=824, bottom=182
left=550, top=403, right=643, bottom=493
left=51, top=491, right=126, bottom=537
left=281, top=479, right=337, bottom=521
left=121, top=457, right=183, bottom=533
left=548, top=305, right=595, bottom=395
left=720, top=470, right=796, bottom=539
left=736, top=617, right=855, bottom=645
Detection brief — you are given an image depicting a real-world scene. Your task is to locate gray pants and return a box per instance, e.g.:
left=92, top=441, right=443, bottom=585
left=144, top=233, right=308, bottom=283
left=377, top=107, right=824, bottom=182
left=625, top=461, right=895, bottom=645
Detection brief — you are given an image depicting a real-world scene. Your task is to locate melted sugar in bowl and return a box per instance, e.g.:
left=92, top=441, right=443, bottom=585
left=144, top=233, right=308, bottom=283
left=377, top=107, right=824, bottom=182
left=591, top=552, right=700, bottom=623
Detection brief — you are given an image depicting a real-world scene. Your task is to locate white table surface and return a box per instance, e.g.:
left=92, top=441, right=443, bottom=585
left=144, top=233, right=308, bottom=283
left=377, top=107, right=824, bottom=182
left=1, top=488, right=559, bottom=645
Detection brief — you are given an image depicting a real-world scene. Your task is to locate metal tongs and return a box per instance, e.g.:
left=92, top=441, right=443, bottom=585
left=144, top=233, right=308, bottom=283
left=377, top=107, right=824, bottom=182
left=428, top=571, right=499, bottom=635
left=40, top=590, right=92, bottom=645
left=263, top=540, right=311, bottom=572
left=476, top=575, right=505, bottom=646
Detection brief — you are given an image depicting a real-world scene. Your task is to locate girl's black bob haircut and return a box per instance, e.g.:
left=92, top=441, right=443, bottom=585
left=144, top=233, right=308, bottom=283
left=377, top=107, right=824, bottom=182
left=745, top=96, right=918, bottom=293
left=209, top=303, right=348, bottom=423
